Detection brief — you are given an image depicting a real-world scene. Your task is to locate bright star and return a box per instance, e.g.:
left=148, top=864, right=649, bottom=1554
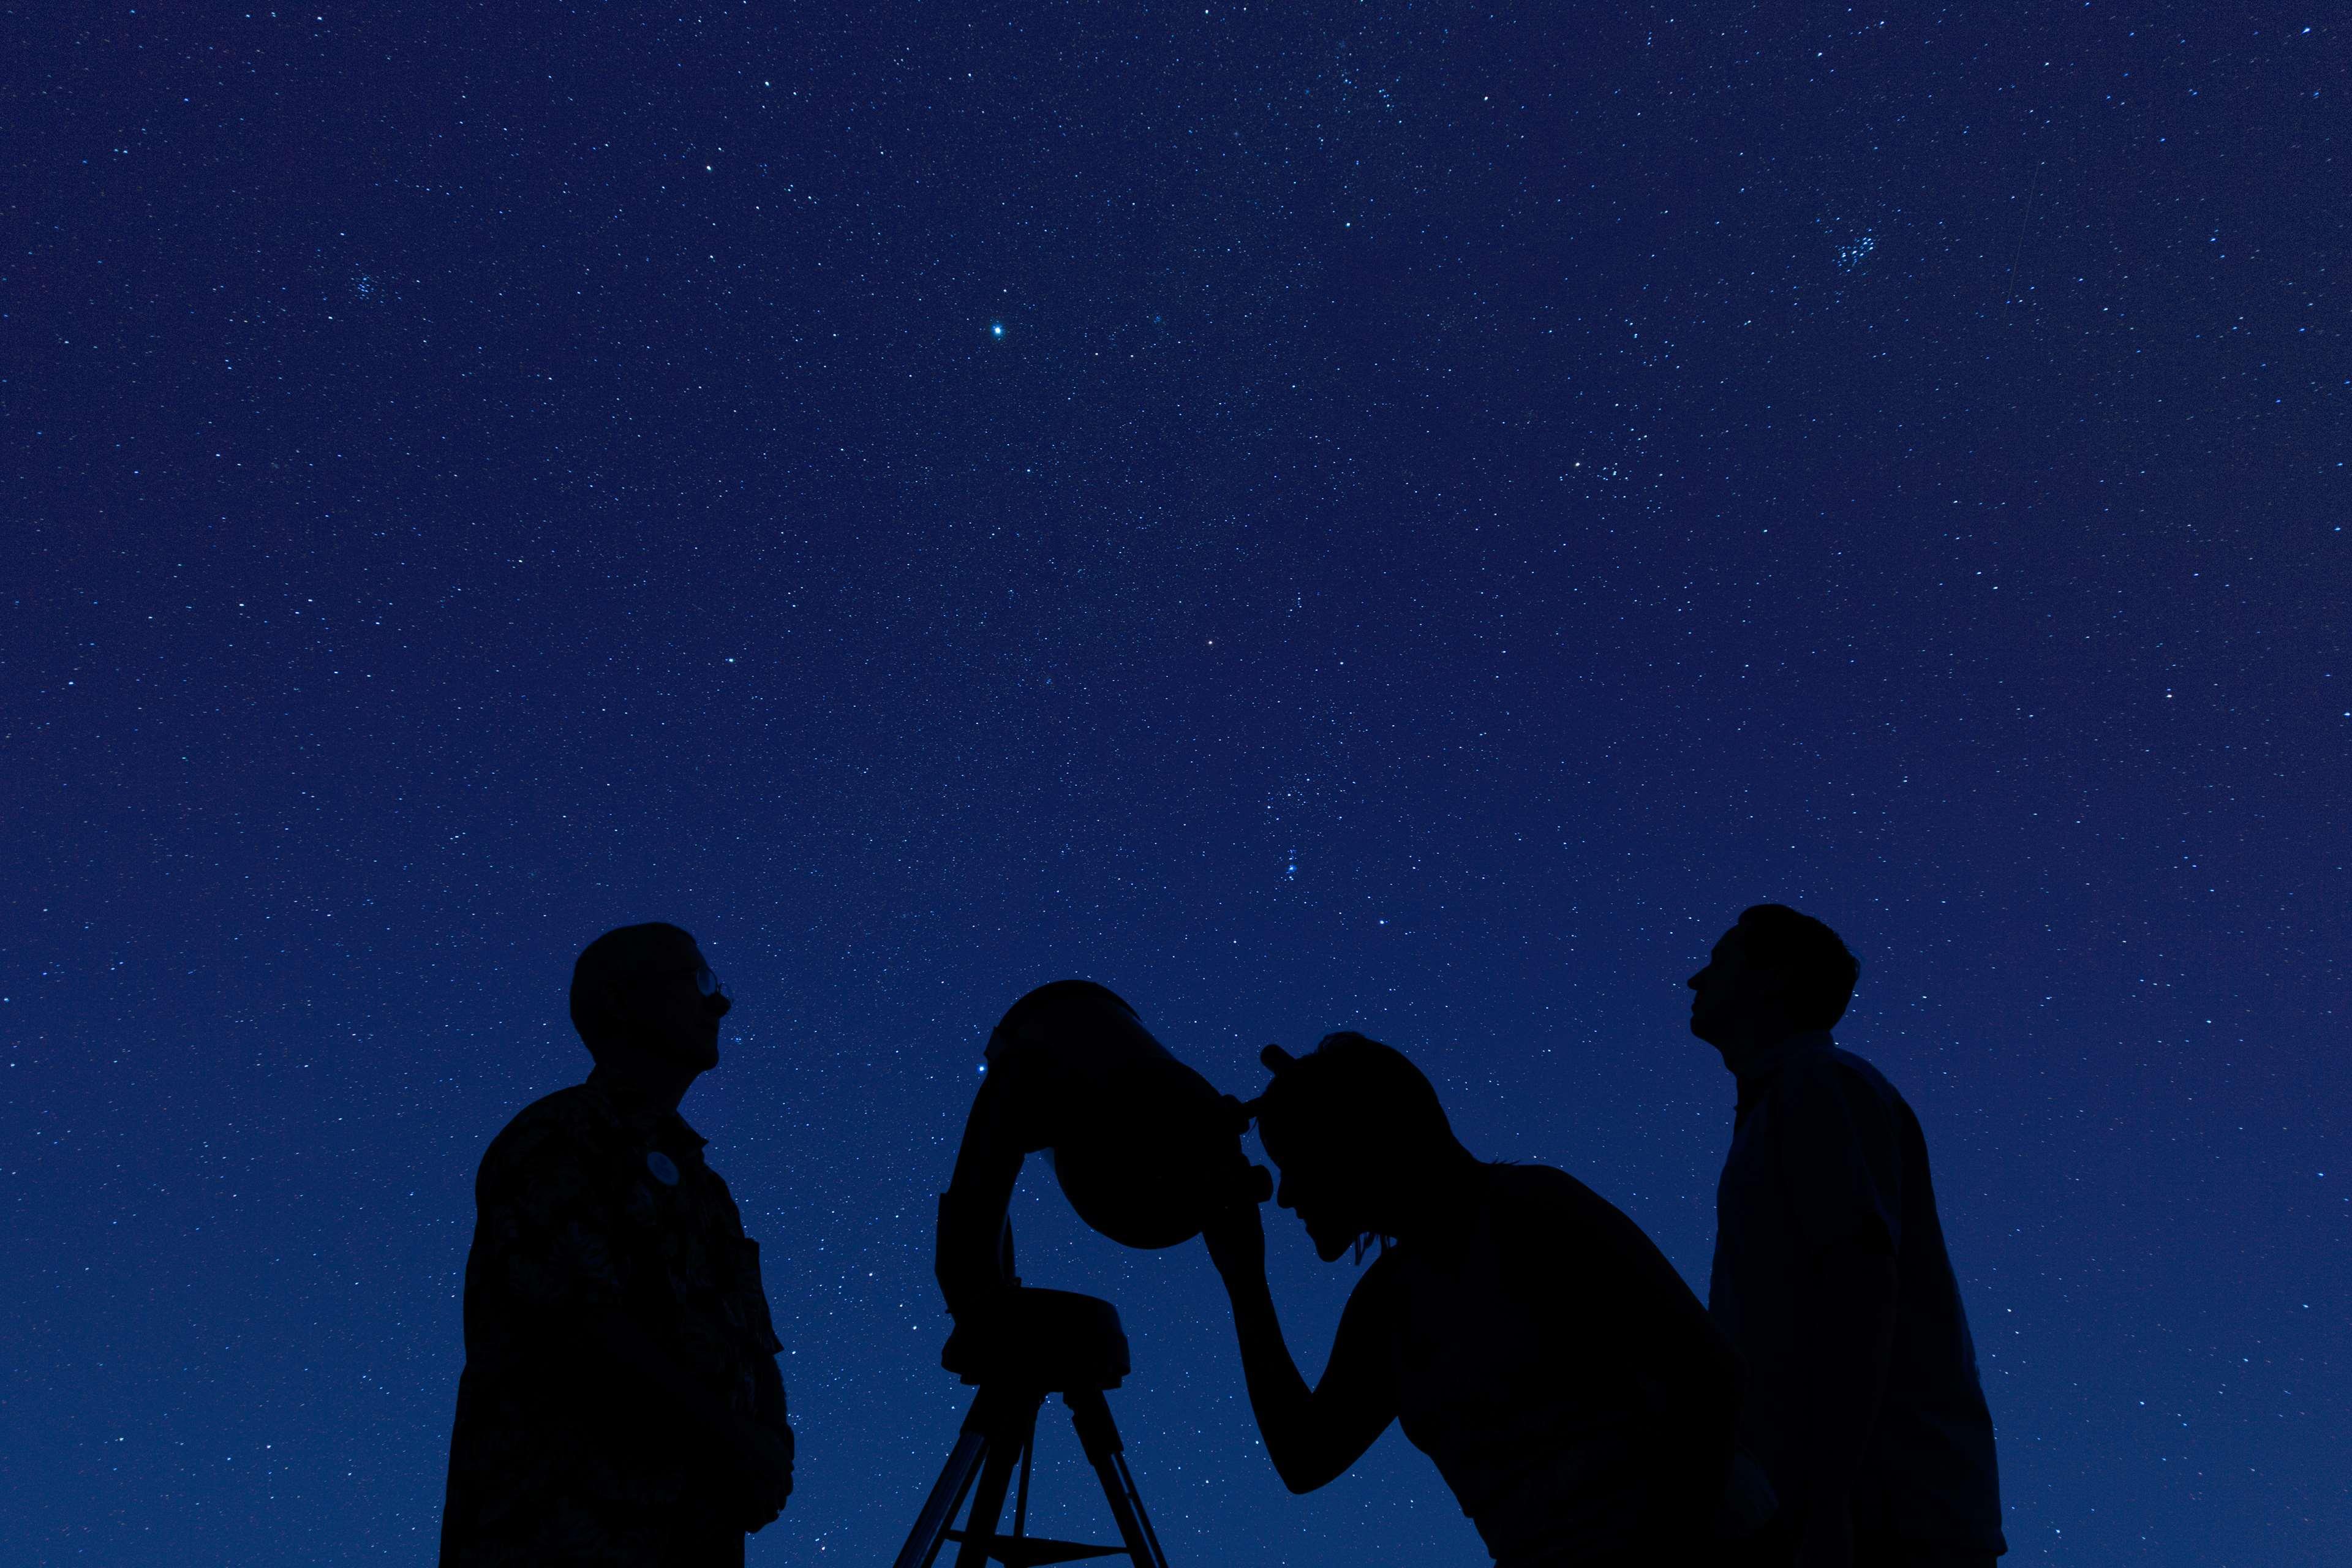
left=989, top=321, right=1006, bottom=339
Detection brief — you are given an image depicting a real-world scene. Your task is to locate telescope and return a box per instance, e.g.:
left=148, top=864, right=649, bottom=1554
left=895, top=980, right=1267, bottom=1568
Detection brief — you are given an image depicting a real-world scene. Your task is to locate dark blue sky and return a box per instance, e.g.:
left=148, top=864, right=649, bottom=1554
left=8, top=4, right=2346, bottom=1564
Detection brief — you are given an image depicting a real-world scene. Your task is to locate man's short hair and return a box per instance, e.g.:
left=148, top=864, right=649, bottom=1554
left=1736, top=904, right=1860, bottom=1029
left=570, top=922, right=693, bottom=1053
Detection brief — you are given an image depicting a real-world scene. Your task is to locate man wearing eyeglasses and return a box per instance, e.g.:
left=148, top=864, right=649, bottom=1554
left=440, top=923, right=795, bottom=1567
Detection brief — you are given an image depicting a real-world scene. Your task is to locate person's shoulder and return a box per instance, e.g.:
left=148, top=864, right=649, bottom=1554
left=1770, top=1044, right=1906, bottom=1156
left=1484, top=1161, right=1624, bottom=1232
left=1816, top=1042, right=1907, bottom=1109
left=494, top=1080, right=607, bottom=1138
left=481, top=1082, right=609, bottom=1177
left=1774, top=1040, right=1895, bottom=1101
left=1483, top=1163, right=1691, bottom=1295
left=1485, top=1159, right=1586, bottom=1203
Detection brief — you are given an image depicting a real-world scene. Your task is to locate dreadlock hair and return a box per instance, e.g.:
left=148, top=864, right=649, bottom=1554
left=1254, top=1031, right=1459, bottom=1171
left=1251, top=1031, right=1464, bottom=1263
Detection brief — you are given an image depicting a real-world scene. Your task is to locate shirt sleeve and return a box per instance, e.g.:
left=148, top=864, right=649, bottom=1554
left=1770, top=1057, right=1903, bottom=1260
left=476, top=1113, right=625, bottom=1320
left=726, top=1226, right=790, bottom=1431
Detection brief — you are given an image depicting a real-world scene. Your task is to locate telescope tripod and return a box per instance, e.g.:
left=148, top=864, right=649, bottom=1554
left=892, top=1380, right=1170, bottom=1568
left=893, top=1289, right=1170, bottom=1568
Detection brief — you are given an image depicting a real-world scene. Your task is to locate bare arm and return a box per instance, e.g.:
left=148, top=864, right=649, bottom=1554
left=1203, top=1202, right=1396, bottom=1493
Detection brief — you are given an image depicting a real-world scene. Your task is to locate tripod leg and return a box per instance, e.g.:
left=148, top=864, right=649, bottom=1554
left=1066, top=1388, right=1172, bottom=1568
left=892, top=1420, right=990, bottom=1568
left=951, top=1406, right=1030, bottom=1568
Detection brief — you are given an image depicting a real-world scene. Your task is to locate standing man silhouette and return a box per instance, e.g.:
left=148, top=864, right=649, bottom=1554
left=1689, top=905, right=2004, bottom=1568
left=440, top=922, right=794, bottom=1567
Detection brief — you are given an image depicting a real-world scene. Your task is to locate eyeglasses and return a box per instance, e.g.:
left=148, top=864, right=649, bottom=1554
left=639, top=962, right=727, bottom=1001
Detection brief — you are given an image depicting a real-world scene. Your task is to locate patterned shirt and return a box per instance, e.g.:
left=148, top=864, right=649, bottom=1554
left=440, top=1069, right=789, bottom=1568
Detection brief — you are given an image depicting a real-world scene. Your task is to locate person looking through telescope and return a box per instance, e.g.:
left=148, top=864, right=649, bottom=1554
left=1202, top=1032, right=1768, bottom=1568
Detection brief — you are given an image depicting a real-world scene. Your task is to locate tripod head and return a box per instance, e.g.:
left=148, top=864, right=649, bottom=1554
left=898, top=1287, right=1174, bottom=1568
left=941, top=1287, right=1129, bottom=1391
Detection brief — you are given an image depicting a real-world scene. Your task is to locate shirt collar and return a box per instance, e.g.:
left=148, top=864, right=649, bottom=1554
left=585, top=1065, right=709, bottom=1150
left=1725, top=1028, right=1835, bottom=1107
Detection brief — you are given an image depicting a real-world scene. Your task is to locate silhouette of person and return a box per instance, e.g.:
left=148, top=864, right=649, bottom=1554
left=439, top=923, right=794, bottom=1567
left=936, top=980, right=1259, bottom=1342
left=1689, top=906, right=2005, bottom=1568
left=1202, top=1031, right=1754, bottom=1568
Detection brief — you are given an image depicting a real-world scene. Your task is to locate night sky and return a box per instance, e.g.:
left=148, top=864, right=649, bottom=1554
left=9, top=4, right=2348, bottom=1564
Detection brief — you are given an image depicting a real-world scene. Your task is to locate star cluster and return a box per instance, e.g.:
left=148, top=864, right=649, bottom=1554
left=6, top=6, right=2346, bottom=1565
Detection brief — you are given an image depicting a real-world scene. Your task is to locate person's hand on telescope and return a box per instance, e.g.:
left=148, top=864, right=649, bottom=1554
left=1202, top=1196, right=1268, bottom=1284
